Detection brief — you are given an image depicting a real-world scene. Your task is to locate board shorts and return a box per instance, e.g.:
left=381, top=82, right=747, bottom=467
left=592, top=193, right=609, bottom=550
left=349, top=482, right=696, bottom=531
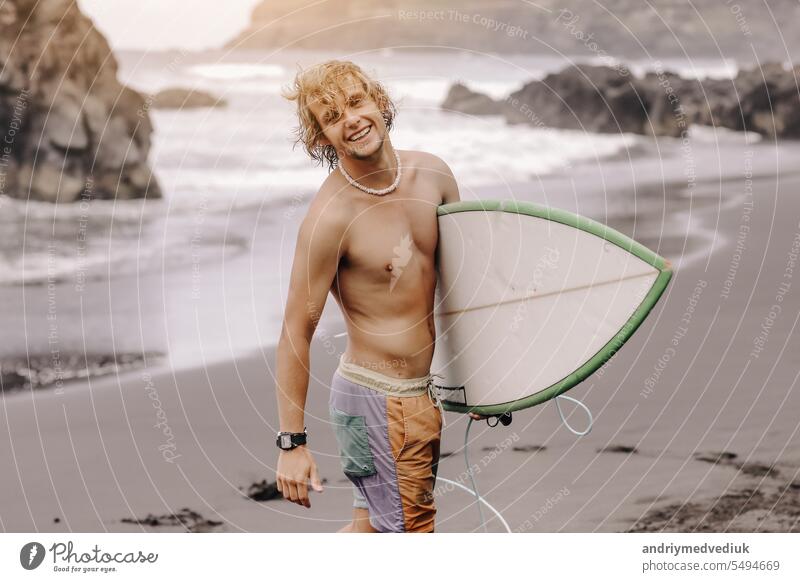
left=329, top=355, right=445, bottom=533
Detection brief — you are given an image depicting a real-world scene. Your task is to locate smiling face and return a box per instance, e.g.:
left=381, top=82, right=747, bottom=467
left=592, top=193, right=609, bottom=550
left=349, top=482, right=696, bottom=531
left=308, top=76, right=389, bottom=162
left=283, top=60, right=398, bottom=170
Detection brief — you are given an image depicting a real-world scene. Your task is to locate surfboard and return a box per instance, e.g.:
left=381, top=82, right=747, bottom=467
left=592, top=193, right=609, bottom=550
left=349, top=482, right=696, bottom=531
left=431, top=200, right=672, bottom=416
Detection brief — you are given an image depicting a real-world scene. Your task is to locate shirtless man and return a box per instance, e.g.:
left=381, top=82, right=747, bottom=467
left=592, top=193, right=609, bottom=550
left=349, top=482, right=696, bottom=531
left=275, top=60, right=481, bottom=533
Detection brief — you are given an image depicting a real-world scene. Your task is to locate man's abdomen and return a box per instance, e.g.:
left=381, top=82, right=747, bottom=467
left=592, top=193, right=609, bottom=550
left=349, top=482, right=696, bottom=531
left=342, top=312, right=436, bottom=378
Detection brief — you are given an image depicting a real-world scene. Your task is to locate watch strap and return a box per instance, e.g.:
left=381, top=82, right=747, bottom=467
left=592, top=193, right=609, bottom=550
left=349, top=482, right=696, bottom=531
left=276, top=428, right=307, bottom=450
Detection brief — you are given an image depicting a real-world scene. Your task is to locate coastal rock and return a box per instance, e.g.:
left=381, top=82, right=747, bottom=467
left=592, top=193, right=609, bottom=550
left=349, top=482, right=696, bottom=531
left=150, top=87, right=227, bottom=110
left=694, top=451, right=738, bottom=465
left=121, top=508, right=224, bottom=532
left=0, top=368, right=28, bottom=392
left=0, top=352, right=165, bottom=393
left=627, top=482, right=800, bottom=532
left=0, top=0, right=161, bottom=202
left=728, top=63, right=800, bottom=138
left=245, top=479, right=283, bottom=502
left=44, top=81, right=89, bottom=151
left=18, top=162, right=86, bottom=203
left=441, top=83, right=505, bottom=116
left=444, top=62, right=800, bottom=139
left=511, top=444, right=547, bottom=453
left=598, top=444, right=638, bottom=454
left=505, top=65, right=654, bottom=135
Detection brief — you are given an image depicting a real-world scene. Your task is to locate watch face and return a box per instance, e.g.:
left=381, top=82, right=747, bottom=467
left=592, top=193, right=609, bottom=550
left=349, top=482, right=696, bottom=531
left=280, top=434, right=292, bottom=449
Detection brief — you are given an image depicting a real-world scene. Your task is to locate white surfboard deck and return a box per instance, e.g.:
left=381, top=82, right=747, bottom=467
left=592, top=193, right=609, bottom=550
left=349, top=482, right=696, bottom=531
left=432, top=200, right=672, bottom=415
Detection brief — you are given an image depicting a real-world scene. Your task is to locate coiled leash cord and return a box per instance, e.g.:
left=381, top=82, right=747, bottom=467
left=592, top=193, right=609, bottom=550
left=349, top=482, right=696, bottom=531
left=436, top=394, right=593, bottom=533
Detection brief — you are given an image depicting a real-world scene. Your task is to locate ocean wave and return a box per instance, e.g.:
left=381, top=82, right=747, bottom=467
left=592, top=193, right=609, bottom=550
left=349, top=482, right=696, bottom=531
left=0, top=190, right=306, bottom=287
left=186, top=62, right=286, bottom=80
left=394, top=110, right=639, bottom=186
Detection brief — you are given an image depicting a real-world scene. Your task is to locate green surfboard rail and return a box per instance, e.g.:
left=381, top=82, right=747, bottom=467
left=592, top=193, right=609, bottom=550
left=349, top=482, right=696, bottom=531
left=435, top=200, right=673, bottom=416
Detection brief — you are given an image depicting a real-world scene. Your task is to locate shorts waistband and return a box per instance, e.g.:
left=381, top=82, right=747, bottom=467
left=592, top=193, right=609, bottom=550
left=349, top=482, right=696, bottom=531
left=336, top=355, right=430, bottom=395
left=335, top=355, right=447, bottom=426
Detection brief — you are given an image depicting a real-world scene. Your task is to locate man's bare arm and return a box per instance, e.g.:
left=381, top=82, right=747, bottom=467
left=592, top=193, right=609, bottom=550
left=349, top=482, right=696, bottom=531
left=275, top=192, right=346, bottom=507
left=277, top=196, right=345, bottom=430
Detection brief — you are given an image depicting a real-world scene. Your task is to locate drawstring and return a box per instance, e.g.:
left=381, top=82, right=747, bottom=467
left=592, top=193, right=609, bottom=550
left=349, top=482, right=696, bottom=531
left=427, top=373, right=447, bottom=427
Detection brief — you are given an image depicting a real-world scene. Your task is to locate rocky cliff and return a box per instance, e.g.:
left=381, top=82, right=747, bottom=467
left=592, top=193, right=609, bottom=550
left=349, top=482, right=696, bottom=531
left=226, top=0, right=800, bottom=63
left=0, top=0, right=160, bottom=203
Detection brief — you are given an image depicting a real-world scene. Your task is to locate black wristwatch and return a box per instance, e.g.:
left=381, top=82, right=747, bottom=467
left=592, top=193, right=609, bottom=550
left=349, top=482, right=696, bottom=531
left=276, top=428, right=307, bottom=451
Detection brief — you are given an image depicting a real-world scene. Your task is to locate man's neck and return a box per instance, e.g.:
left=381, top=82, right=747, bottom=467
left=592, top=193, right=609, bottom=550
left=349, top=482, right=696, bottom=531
left=339, top=143, right=399, bottom=190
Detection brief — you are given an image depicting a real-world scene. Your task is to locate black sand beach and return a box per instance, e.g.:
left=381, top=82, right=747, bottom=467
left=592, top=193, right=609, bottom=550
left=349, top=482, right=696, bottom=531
left=2, top=133, right=799, bottom=533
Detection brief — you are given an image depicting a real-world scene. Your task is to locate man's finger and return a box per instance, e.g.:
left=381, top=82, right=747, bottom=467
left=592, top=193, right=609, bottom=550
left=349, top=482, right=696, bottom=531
left=310, top=463, right=324, bottom=492
left=297, top=481, right=310, bottom=508
left=276, top=477, right=283, bottom=496
left=286, top=480, right=299, bottom=503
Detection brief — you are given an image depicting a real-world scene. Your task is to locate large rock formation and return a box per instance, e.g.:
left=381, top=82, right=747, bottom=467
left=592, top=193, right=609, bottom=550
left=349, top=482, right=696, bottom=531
left=0, top=0, right=160, bottom=203
left=719, top=63, right=800, bottom=138
left=227, top=0, right=800, bottom=63
left=443, top=63, right=800, bottom=139
left=504, top=65, right=665, bottom=135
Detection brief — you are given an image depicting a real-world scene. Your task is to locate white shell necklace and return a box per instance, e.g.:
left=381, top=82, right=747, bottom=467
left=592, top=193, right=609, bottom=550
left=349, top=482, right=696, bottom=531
left=338, top=149, right=401, bottom=196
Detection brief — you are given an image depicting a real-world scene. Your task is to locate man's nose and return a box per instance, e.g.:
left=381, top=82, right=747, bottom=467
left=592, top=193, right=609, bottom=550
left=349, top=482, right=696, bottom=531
left=343, top=109, right=360, bottom=126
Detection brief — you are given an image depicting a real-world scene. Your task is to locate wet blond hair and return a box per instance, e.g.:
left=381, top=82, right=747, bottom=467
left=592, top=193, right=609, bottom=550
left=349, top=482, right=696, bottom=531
left=282, top=60, right=397, bottom=170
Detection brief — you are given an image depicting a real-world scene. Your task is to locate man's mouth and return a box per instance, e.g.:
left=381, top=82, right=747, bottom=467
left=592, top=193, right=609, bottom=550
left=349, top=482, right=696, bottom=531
left=348, top=125, right=371, bottom=142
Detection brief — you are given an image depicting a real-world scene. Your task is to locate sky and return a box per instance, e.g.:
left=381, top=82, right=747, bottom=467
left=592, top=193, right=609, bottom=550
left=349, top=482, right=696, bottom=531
left=77, top=0, right=263, bottom=51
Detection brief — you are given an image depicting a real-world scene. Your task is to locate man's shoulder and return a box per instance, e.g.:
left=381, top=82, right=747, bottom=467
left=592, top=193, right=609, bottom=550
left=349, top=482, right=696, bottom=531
left=313, top=169, right=345, bottom=203
left=404, top=150, right=450, bottom=173
left=403, top=151, right=456, bottom=191
left=402, top=150, right=459, bottom=204
left=301, top=171, right=351, bottom=232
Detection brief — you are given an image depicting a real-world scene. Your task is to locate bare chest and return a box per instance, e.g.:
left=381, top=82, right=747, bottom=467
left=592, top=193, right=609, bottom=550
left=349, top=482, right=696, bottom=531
left=342, top=196, right=439, bottom=281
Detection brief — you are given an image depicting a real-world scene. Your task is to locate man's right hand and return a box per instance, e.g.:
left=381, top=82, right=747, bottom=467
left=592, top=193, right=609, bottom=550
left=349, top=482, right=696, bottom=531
left=276, top=446, right=324, bottom=508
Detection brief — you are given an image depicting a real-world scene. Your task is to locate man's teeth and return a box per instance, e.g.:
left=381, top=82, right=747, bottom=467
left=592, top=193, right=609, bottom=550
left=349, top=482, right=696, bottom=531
left=349, top=126, right=370, bottom=141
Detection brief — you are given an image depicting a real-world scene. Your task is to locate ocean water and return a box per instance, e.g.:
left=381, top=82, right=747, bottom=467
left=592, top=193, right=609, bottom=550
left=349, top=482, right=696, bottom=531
left=0, top=49, right=751, bottom=378
left=1, top=49, right=739, bottom=288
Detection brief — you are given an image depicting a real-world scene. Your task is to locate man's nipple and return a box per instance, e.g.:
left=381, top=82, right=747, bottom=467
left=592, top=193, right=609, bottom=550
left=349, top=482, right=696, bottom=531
left=386, top=264, right=393, bottom=271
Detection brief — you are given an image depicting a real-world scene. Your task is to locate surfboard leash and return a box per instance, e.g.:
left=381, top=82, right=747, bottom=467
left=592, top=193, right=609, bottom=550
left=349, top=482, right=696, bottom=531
left=438, top=394, right=593, bottom=532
